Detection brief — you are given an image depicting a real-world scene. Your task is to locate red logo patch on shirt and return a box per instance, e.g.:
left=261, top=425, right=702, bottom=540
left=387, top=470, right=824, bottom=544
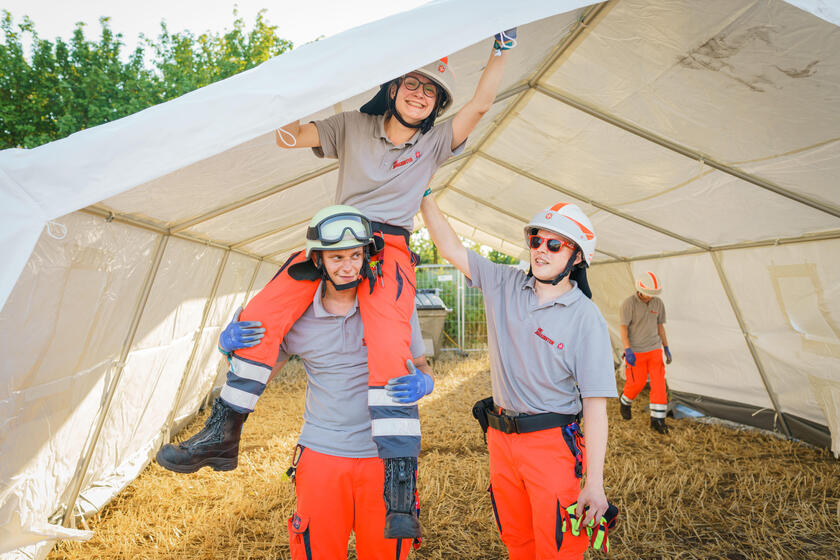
left=535, top=327, right=565, bottom=350
left=393, top=157, right=413, bottom=169
left=650, top=310, right=658, bottom=314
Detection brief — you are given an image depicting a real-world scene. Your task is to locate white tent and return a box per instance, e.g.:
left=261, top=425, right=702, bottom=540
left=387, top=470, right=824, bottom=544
left=2, top=0, right=839, bottom=557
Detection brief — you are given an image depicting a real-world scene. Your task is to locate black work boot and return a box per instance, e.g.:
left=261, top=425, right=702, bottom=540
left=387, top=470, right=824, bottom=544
left=650, top=417, right=670, bottom=435
left=156, top=398, right=249, bottom=473
left=619, top=402, right=632, bottom=420
left=383, top=457, right=421, bottom=539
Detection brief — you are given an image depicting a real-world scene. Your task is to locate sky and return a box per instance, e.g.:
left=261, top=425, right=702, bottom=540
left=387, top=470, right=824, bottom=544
left=2, top=0, right=430, bottom=55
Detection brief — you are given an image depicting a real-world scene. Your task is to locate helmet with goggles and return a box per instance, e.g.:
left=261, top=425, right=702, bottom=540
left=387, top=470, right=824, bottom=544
left=306, top=205, right=374, bottom=258
left=359, top=57, right=455, bottom=133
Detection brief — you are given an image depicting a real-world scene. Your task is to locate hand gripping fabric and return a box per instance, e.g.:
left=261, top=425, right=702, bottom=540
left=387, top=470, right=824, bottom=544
left=493, top=28, right=517, bottom=55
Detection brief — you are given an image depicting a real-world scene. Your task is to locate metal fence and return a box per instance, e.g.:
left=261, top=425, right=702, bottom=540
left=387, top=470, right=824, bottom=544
left=415, top=264, right=488, bottom=352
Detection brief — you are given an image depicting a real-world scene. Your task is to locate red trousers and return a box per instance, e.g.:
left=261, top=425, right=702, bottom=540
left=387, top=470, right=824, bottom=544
left=622, top=349, right=667, bottom=405
left=287, top=448, right=412, bottom=560
left=487, top=426, right=589, bottom=560
left=234, top=231, right=416, bottom=388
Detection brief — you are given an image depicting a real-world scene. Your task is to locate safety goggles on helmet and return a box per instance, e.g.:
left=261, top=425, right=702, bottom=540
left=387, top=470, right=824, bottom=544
left=528, top=234, right=576, bottom=253
left=307, top=213, right=372, bottom=246
left=401, top=75, right=438, bottom=98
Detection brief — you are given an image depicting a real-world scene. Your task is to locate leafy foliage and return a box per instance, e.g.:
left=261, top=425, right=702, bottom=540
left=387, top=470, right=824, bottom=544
left=0, top=9, right=292, bottom=149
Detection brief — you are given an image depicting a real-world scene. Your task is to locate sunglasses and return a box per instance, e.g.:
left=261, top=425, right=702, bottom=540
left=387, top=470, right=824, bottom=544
left=402, top=75, right=438, bottom=98
left=528, top=235, right=575, bottom=253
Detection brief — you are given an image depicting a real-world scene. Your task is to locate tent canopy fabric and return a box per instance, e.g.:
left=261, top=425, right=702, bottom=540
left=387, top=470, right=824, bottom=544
left=2, top=0, right=839, bottom=558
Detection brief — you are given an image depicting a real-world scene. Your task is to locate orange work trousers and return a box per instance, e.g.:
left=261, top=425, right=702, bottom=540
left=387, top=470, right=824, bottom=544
left=234, top=229, right=416, bottom=389
left=287, top=448, right=413, bottom=560
left=487, top=426, right=589, bottom=560
left=622, top=349, right=667, bottom=405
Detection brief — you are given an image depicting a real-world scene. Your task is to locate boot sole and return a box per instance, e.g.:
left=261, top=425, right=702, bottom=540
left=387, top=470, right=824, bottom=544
left=384, top=515, right=422, bottom=539
left=156, top=451, right=238, bottom=473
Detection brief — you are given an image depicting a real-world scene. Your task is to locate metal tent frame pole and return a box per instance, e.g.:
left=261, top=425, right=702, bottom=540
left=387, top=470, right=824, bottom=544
left=160, top=249, right=231, bottom=445
left=710, top=250, right=792, bottom=437
left=61, top=234, right=170, bottom=527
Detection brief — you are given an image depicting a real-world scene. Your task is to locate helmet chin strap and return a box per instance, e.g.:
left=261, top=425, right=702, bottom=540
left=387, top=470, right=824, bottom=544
left=529, top=249, right=581, bottom=286
left=316, top=251, right=371, bottom=297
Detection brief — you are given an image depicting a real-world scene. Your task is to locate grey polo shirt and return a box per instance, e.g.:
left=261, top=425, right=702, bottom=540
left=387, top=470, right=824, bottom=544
left=312, top=111, right=465, bottom=230
left=620, top=294, right=666, bottom=353
left=276, top=284, right=425, bottom=458
left=466, top=251, right=617, bottom=416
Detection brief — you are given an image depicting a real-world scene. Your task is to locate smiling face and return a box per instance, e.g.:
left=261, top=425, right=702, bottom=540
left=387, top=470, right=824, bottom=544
left=389, top=72, right=438, bottom=124
left=320, top=247, right=365, bottom=286
left=529, top=228, right=581, bottom=282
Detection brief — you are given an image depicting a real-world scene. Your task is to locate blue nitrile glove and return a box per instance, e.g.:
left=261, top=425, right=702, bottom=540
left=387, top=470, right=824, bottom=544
left=218, top=306, right=265, bottom=353
left=664, top=346, right=672, bottom=364
left=493, top=28, right=518, bottom=55
left=624, top=348, right=636, bottom=367
left=385, top=359, right=434, bottom=404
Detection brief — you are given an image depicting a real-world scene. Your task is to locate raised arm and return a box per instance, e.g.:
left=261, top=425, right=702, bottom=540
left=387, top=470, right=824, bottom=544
left=420, top=195, right=470, bottom=279
left=450, top=30, right=515, bottom=149
left=274, top=120, right=321, bottom=149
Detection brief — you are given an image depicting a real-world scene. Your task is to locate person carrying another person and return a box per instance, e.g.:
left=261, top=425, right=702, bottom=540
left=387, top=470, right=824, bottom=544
left=618, top=271, right=673, bottom=434
left=420, top=194, right=619, bottom=559
left=160, top=207, right=434, bottom=557
left=157, top=28, right=517, bottom=540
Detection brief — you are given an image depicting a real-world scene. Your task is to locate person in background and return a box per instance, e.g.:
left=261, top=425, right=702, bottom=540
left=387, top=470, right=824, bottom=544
left=619, top=271, right=673, bottom=434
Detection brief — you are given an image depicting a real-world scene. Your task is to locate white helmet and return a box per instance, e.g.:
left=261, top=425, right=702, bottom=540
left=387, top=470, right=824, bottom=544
left=524, top=203, right=597, bottom=266
left=635, top=271, right=662, bottom=296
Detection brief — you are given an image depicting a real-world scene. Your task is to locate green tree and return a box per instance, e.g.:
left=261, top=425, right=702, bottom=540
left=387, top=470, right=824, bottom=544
left=145, top=8, right=291, bottom=100
left=410, top=226, right=519, bottom=265
left=0, top=8, right=292, bottom=149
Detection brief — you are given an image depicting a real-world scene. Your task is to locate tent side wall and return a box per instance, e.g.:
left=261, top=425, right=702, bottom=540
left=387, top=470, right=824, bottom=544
left=0, top=211, right=269, bottom=556
left=590, top=238, right=840, bottom=453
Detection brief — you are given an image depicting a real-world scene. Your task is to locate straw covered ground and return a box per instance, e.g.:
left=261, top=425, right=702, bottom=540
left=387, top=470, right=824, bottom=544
left=51, top=354, right=840, bottom=560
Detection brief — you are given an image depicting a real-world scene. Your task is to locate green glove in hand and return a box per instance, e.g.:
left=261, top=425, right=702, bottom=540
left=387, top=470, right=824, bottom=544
left=561, top=503, right=585, bottom=536
left=586, top=503, right=619, bottom=553
left=561, top=502, right=619, bottom=553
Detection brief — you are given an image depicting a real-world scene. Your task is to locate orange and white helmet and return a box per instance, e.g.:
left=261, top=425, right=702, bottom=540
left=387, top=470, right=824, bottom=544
left=524, top=203, right=597, bottom=266
left=635, top=271, right=662, bottom=295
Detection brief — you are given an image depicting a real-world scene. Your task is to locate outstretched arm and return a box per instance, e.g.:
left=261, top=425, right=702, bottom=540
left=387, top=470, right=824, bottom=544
left=450, top=29, right=515, bottom=149
left=274, top=121, right=321, bottom=148
left=420, top=195, right=470, bottom=280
